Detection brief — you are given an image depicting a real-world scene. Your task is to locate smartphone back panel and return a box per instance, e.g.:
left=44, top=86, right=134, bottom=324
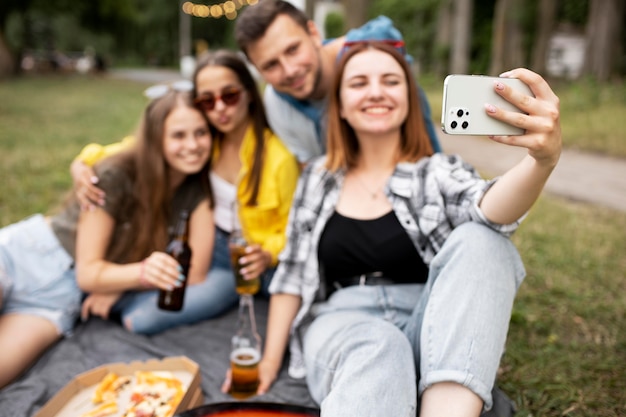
left=441, top=74, right=533, bottom=136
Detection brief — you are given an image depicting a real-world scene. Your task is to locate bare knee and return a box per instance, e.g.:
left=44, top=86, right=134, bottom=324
left=123, top=317, right=134, bottom=332
left=420, top=382, right=483, bottom=417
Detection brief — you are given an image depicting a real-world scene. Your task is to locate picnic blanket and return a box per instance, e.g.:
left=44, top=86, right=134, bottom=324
left=0, top=297, right=317, bottom=416
left=0, top=296, right=516, bottom=417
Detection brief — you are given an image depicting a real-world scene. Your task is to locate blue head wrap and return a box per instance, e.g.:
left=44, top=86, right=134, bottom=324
left=342, top=15, right=413, bottom=64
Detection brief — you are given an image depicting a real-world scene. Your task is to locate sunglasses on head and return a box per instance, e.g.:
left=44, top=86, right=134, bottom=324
left=340, top=39, right=407, bottom=59
left=143, top=80, right=194, bottom=100
left=194, top=87, right=243, bottom=111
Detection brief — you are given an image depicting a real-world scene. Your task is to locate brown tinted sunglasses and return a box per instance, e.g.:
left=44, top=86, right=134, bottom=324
left=194, top=87, right=243, bottom=111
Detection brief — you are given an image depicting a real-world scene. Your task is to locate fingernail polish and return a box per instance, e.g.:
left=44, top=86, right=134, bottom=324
left=485, top=103, right=496, bottom=113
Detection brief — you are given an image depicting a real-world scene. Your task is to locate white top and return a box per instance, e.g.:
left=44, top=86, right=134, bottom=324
left=209, top=171, right=238, bottom=232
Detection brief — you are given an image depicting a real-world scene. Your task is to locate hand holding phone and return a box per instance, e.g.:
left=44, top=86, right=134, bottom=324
left=441, top=74, right=534, bottom=136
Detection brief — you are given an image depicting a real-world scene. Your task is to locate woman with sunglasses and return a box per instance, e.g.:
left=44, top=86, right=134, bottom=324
left=70, top=50, right=299, bottom=324
left=190, top=49, right=299, bottom=310
left=246, top=41, right=562, bottom=416
left=0, top=88, right=214, bottom=389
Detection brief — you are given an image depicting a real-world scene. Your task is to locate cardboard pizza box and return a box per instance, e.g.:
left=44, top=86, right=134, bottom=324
left=187, top=385, right=205, bottom=409
left=34, top=356, right=203, bottom=417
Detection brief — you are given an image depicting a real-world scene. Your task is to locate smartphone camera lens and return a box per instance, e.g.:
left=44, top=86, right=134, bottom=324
left=456, top=109, right=464, bottom=117
left=451, top=121, right=458, bottom=129
left=462, top=121, right=469, bottom=129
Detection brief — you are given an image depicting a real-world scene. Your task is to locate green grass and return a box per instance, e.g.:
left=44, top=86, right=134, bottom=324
left=507, top=197, right=626, bottom=416
left=0, top=74, right=146, bottom=225
left=1, top=74, right=625, bottom=416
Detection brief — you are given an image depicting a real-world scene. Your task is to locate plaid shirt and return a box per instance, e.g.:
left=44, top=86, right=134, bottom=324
left=269, top=153, right=524, bottom=378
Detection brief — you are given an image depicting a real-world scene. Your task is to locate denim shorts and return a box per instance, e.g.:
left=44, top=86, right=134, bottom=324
left=0, top=214, right=81, bottom=336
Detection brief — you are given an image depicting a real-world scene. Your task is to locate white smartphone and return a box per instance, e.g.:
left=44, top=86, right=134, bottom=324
left=441, top=74, right=533, bottom=136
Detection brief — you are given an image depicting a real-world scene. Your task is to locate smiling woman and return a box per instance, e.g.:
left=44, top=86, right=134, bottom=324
left=257, top=39, right=563, bottom=417
left=0, top=88, right=215, bottom=389
left=337, top=48, right=409, bottom=155
left=161, top=98, right=213, bottom=188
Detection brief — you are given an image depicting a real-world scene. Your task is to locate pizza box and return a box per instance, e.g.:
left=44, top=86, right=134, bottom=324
left=34, top=356, right=204, bottom=417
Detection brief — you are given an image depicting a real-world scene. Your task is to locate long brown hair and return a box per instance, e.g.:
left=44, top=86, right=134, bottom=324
left=104, top=90, right=212, bottom=262
left=325, top=41, right=434, bottom=172
left=192, top=49, right=269, bottom=206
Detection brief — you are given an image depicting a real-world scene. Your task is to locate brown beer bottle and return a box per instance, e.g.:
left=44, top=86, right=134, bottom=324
left=158, top=210, right=192, bottom=311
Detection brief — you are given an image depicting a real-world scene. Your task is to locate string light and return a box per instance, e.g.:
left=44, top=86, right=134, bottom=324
left=182, top=0, right=258, bottom=20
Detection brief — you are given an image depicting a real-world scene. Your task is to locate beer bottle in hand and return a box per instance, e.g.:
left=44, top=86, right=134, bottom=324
left=158, top=210, right=192, bottom=311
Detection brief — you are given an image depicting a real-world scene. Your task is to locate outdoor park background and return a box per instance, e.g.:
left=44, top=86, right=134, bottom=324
left=0, top=0, right=625, bottom=416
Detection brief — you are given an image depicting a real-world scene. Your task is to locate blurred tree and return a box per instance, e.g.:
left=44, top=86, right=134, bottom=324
left=368, top=0, right=440, bottom=73
left=432, top=0, right=452, bottom=77
left=0, top=33, right=13, bottom=78
left=0, top=0, right=138, bottom=76
left=0, top=0, right=33, bottom=77
left=530, top=0, right=558, bottom=75
left=583, top=0, right=624, bottom=80
left=341, top=0, right=372, bottom=30
left=450, top=0, right=473, bottom=74
left=191, top=8, right=237, bottom=53
left=325, top=11, right=345, bottom=39
left=560, top=0, right=589, bottom=26
left=0, top=0, right=239, bottom=75
left=306, top=0, right=317, bottom=22
left=489, top=0, right=525, bottom=75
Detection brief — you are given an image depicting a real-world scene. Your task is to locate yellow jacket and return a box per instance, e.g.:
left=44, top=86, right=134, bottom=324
left=75, top=127, right=299, bottom=266
left=215, top=126, right=300, bottom=266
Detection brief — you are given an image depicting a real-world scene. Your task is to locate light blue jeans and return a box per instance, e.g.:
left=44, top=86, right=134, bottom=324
left=303, top=222, right=526, bottom=416
left=114, top=226, right=273, bottom=334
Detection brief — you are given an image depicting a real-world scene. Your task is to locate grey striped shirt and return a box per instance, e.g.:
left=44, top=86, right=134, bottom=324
left=269, top=153, right=524, bottom=378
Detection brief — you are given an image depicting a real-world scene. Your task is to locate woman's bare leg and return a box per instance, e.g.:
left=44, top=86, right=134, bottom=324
left=0, top=313, right=60, bottom=389
left=420, top=382, right=483, bottom=417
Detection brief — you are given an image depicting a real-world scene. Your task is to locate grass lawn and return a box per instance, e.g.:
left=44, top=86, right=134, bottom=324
left=1, top=74, right=625, bottom=416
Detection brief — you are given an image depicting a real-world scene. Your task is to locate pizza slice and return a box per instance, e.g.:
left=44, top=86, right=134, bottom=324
left=123, top=371, right=185, bottom=417
left=79, top=401, right=118, bottom=417
left=92, top=372, right=132, bottom=404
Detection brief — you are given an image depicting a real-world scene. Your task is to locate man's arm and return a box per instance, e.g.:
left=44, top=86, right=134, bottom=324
left=71, top=137, right=134, bottom=210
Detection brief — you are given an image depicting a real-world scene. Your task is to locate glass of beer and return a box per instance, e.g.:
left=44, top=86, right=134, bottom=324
left=228, top=229, right=261, bottom=296
left=230, top=344, right=261, bottom=399
left=230, top=294, right=262, bottom=399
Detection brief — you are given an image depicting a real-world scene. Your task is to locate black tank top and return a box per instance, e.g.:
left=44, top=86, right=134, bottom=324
left=318, top=210, right=429, bottom=285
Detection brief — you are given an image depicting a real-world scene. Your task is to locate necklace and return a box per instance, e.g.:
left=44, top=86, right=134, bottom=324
left=354, top=174, right=384, bottom=199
